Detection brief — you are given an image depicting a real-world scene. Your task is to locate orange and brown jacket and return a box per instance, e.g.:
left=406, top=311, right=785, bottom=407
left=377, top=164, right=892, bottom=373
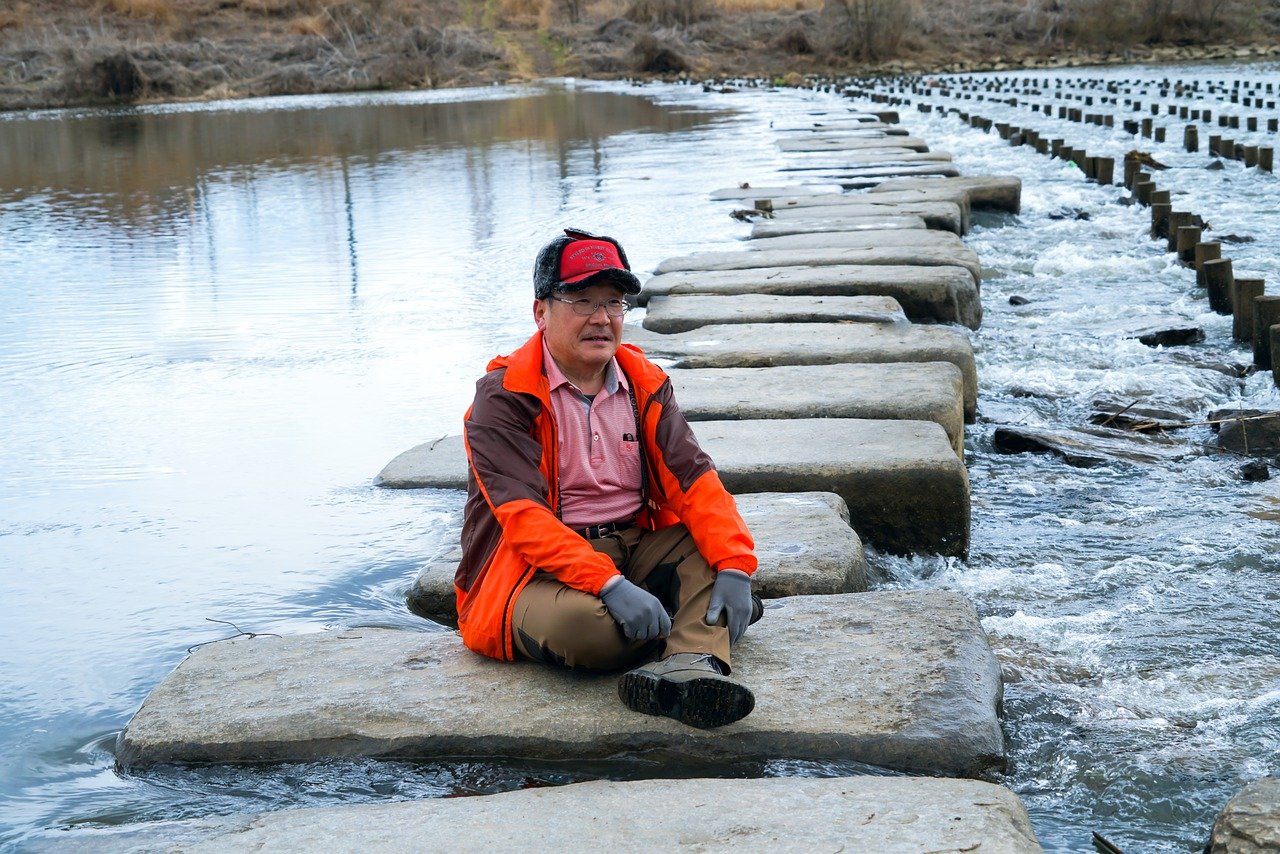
left=457, top=330, right=757, bottom=661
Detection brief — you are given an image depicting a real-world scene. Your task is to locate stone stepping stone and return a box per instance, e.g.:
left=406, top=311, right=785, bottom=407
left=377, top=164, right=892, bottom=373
left=639, top=265, right=980, bottom=329
left=377, top=418, right=969, bottom=556
left=642, top=293, right=906, bottom=333
left=779, top=135, right=930, bottom=152
left=711, top=184, right=846, bottom=201
left=750, top=214, right=927, bottom=237
left=774, top=119, right=909, bottom=134
left=652, top=245, right=980, bottom=283
left=818, top=164, right=964, bottom=189
left=1209, top=777, right=1280, bottom=853
left=115, top=590, right=1001, bottom=775
left=408, top=492, right=867, bottom=626
left=622, top=323, right=976, bottom=421
left=45, top=776, right=1042, bottom=852
left=766, top=189, right=973, bottom=233
left=873, top=176, right=1023, bottom=214
left=781, top=150, right=954, bottom=167
left=769, top=200, right=965, bottom=235
left=745, top=227, right=977, bottom=265
left=668, top=363, right=966, bottom=457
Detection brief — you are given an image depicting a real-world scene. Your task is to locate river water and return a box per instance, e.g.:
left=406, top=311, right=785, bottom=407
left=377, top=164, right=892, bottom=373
left=0, top=71, right=1276, bottom=852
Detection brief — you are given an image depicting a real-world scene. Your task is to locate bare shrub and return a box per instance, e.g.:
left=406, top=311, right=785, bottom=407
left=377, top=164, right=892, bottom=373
left=624, top=0, right=710, bottom=27
left=773, top=23, right=812, bottom=53
left=595, top=16, right=640, bottom=41
left=822, top=0, right=915, bottom=61
left=62, top=47, right=148, bottom=101
left=632, top=30, right=688, bottom=70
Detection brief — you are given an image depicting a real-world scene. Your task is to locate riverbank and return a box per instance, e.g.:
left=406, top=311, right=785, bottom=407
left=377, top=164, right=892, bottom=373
left=3, top=0, right=1280, bottom=113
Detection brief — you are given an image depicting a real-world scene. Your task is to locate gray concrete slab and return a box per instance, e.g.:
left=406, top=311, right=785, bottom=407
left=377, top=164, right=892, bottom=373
left=652, top=246, right=980, bottom=282
left=781, top=150, right=954, bottom=167
left=377, top=418, right=969, bottom=556
left=1209, top=776, right=1280, bottom=853
left=769, top=189, right=972, bottom=233
left=746, top=228, right=977, bottom=267
left=642, top=293, right=906, bottom=333
left=668, top=362, right=966, bottom=456
left=408, top=491, right=868, bottom=626
left=713, top=184, right=845, bottom=201
left=775, top=118, right=909, bottom=133
left=624, top=322, right=977, bottom=420
left=639, top=265, right=980, bottom=330
left=33, top=776, right=1042, bottom=853
left=779, top=135, right=931, bottom=152
left=873, top=176, right=1023, bottom=214
left=115, top=590, right=1000, bottom=774
left=750, top=214, right=928, bottom=237
left=769, top=200, right=964, bottom=235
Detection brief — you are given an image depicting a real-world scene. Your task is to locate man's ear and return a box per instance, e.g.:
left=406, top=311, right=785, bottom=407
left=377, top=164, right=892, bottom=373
left=533, top=298, right=547, bottom=330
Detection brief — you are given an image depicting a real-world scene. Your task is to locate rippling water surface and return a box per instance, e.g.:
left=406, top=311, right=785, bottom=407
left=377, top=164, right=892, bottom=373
left=1, top=70, right=1278, bottom=852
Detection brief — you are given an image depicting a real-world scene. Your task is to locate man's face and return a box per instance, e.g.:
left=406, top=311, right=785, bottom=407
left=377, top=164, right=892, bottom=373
left=534, top=282, right=626, bottom=381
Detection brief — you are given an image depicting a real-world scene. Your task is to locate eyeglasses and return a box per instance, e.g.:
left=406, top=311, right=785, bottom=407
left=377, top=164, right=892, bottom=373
left=551, top=296, right=631, bottom=317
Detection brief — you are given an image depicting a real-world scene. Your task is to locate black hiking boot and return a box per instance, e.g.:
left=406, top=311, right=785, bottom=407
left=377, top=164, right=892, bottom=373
left=618, top=652, right=754, bottom=729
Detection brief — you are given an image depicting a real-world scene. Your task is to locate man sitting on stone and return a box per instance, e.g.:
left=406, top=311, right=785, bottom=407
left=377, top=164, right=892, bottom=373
left=456, top=227, right=760, bottom=729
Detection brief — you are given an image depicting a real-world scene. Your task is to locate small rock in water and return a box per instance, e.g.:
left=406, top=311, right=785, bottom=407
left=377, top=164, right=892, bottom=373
left=1008, top=295, right=1031, bottom=306
left=1240, top=460, right=1271, bottom=481
left=1205, top=159, right=1226, bottom=170
left=1218, top=233, right=1256, bottom=244
left=1215, top=412, right=1280, bottom=456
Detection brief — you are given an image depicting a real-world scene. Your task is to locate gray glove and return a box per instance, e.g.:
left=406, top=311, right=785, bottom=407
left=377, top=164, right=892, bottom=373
left=600, top=578, right=671, bottom=642
left=705, top=569, right=753, bottom=645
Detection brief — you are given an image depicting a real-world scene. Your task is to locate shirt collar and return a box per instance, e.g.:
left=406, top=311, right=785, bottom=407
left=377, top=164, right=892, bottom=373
left=542, top=341, right=627, bottom=397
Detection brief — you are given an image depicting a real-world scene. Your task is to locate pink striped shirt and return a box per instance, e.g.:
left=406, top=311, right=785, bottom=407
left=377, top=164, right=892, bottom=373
left=543, top=343, right=643, bottom=529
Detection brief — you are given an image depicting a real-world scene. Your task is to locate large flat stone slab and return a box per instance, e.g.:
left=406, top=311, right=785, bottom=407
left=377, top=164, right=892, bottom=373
left=750, top=214, right=928, bottom=237
left=779, top=135, right=930, bottom=152
left=652, top=246, right=980, bottom=282
left=873, top=176, right=1023, bottom=214
left=377, top=418, right=969, bottom=556
left=639, top=265, right=981, bottom=329
left=668, top=363, right=966, bottom=456
left=770, top=200, right=964, bottom=235
left=768, top=189, right=972, bottom=233
left=746, top=228, right=979, bottom=269
left=781, top=150, right=954, bottom=166
left=1210, top=777, right=1280, bottom=853
left=34, top=776, right=1041, bottom=853
left=624, top=322, right=978, bottom=421
left=408, top=491, right=867, bottom=626
left=642, top=293, right=906, bottom=332
left=115, top=590, right=1002, bottom=775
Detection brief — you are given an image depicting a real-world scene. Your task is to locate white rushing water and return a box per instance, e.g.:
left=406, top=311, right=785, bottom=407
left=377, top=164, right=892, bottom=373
left=0, top=71, right=1277, bottom=852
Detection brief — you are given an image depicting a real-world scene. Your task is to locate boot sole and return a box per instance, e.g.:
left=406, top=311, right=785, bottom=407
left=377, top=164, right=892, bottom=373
left=618, top=670, right=754, bottom=729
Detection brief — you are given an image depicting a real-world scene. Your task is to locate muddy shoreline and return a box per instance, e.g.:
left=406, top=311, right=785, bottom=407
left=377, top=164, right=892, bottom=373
left=3, top=0, right=1280, bottom=115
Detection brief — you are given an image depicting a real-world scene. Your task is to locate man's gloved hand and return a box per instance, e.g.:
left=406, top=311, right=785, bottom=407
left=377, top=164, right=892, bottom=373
left=705, top=569, right=753, bottom=645
left=600, top=577, right=671, bottom=641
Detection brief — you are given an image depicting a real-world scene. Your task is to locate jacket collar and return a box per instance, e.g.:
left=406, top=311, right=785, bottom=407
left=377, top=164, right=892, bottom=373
left=489, top=331, right=667, bottom=398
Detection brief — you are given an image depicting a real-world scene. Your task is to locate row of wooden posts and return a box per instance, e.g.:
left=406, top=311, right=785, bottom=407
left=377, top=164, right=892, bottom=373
left=953, top=106, right=1280, bottom=388
left=842, top=81, right=1280, bottom=387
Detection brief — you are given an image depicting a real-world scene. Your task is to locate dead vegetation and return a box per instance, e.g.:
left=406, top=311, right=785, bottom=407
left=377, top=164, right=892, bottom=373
left=0, top=0, right=1276, bottom=110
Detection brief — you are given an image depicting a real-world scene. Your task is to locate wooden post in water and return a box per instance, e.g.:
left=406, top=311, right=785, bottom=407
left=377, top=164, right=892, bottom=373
left=1233, top=279, right=1265, bottom=341
left=1184, top=125, right=1199, bottom=151
left=1165, top=212, right=1192, bottom=252
left=1177, top=226, right=1202, bottom=265
left=1245, top=146, right=1260, bottom=167
left=1150, top=202, right=1172, bottom=240
left=1271, top=325, right=1280, bottom=388
left=1254, top=295, right=1280, bottom=366
left=1204, top=258, right=1234, bottom=314
left=1094, top=157, right=1115, bottom=185
left=1195, top=242, right=1221, bottom=289
left=1262, top=148, right=1275, bottom=172
left=1134, top=178, right=1155, bottom=204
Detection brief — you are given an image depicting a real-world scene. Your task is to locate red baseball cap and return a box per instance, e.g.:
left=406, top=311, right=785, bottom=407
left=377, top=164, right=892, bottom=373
left=534, top=228, right=641, bottom=298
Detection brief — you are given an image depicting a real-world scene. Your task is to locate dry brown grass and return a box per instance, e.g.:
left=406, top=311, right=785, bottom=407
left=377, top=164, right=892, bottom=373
left=100, top=0, right=176, bottom=23
left=0, top=2, right=31, bottom=30
left=288, top=12, right=329, bottom=35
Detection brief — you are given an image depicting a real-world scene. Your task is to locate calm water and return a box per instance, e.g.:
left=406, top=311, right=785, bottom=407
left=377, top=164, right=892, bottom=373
left=0, top=72, right=1277, bottom=852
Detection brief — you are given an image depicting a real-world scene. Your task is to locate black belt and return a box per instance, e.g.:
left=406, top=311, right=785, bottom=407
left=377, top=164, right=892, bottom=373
left=576, top=520, right=634, bottom=540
